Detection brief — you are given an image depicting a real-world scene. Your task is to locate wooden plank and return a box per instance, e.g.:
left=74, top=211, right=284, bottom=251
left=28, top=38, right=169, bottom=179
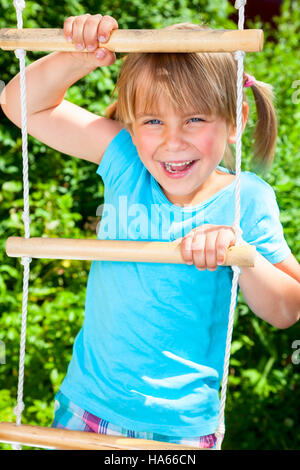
left=6, top=237, right=256, bottom=267
left=0, top=28, right=264, bottom=52
left=0, top=422, right=202, bottom=450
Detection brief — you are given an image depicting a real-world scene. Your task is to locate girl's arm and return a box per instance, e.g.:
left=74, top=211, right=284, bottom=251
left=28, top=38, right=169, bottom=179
left=0, top=14, right=122, bottom=164
left=180, top=225, right=300, bottom=329
left=238, top=252, right=300, bottom=329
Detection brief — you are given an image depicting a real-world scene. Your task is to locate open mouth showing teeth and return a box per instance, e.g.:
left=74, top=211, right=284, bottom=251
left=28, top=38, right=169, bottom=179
left=163, top=160, right=195, bottom=173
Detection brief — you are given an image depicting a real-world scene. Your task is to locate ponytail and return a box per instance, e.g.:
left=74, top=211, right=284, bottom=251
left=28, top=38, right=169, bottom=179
left=104, top=100, right=118, bottom=120
left=247, top=78, right=278, bottom=171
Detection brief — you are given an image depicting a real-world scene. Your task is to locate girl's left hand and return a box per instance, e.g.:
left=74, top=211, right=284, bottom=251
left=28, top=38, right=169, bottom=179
left=180, top=224, right=236, bottom=271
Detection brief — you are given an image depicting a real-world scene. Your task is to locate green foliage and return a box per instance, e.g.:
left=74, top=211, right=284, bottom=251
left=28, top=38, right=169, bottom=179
left=0, top=0, right=299, bottom=450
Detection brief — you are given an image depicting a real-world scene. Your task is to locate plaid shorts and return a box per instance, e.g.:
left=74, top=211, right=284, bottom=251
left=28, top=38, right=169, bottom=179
left=52, top=391, right=217, bottom=449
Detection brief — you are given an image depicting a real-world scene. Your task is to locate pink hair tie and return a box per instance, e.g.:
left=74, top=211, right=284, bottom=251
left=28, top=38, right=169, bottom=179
left=244, top=73, right=256, bottom=88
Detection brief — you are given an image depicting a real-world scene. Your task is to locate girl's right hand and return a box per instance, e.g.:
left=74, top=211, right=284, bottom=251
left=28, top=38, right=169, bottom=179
left=63, top=13, right=118, bottom=67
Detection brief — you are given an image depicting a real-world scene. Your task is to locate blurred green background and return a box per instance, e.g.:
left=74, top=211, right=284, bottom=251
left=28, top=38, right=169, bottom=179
left=0, top=0, right=299, bottom=450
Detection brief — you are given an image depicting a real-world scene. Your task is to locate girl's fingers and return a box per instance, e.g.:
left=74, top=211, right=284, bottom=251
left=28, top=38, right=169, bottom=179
left=94, top=15, right=119, bottom=64
left=63, top=14, right=119, bottom=54
left=83, top=14, right=103, bottom=51
left=181, top=234, right=194, bottom=265
left=204, top=231, right=218, bottom=271
left=63, top=16, right=75, bottom=42
left=215, top=228, right=236, bottom=266
left=71, top=14, right=92, bottom=50
left=181, top=225, right=236, bottom=270
left=97, top=15, right=119, bottom=43
left=191, top=230, right=206, bottom=270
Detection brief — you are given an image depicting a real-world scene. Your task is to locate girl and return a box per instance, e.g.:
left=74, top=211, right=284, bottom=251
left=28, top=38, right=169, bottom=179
left=1, top=13, right=300, bottom=449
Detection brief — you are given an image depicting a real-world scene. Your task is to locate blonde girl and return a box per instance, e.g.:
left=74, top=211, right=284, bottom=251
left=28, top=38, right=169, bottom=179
left=1, top=14, right=299, bottom=449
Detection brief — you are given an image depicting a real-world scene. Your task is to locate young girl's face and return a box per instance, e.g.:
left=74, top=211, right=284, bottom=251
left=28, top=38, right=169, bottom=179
left=129, top=92, right=237, bottom=206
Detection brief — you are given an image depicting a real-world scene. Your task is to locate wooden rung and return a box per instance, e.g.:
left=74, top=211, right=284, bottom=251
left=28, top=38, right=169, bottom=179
left=0, top=422, right=202, bottom=450
left=6, top=236, right=256, bottom=267
left=0, top=28, right=264, bottom=53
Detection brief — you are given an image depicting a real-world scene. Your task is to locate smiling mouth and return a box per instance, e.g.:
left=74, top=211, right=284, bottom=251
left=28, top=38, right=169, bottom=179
left=161, top=160, right=196, bottom=174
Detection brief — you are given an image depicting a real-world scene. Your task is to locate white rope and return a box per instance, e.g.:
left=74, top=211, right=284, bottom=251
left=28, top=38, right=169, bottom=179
left=12, top=0, right=32, bottom=451
left=13, top=0, right=25, bottom=28
left=215, top=1, right=246, bottom=450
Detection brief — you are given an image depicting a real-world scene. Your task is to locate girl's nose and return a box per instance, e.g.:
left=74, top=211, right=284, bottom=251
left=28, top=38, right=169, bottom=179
left=163, top=127, right=187, bottom=152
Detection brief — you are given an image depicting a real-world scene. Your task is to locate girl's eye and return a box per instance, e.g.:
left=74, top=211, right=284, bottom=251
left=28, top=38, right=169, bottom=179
left=145, top=119, right=162, bottom=125
left=189, top=117, right=205, bottom=123
left=144, top=117, right=205, bottom=125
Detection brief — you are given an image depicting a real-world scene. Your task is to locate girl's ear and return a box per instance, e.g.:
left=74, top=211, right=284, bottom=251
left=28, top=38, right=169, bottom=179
left=227, top=124, right=236, bottom=145
left=227, top=101, right=249, bottom=144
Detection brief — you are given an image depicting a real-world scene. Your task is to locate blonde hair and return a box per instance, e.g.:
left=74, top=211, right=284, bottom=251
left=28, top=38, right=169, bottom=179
left=105, top=23, right=277, bottom=171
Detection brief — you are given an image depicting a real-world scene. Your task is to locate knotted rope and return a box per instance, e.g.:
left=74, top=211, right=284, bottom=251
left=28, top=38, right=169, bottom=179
left=215, top=0, right=247, bottom=450
left=12, top=0, right=32, bottom=451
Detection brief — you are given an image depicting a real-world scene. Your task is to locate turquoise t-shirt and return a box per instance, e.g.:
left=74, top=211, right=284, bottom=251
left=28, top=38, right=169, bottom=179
left=59, top=128, right=291, bottom=437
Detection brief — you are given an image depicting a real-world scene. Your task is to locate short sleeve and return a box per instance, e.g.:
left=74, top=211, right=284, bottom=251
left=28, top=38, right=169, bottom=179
left=241, top=173, right=291, bottom=264
left=96, top=128, right=142, bottom=188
